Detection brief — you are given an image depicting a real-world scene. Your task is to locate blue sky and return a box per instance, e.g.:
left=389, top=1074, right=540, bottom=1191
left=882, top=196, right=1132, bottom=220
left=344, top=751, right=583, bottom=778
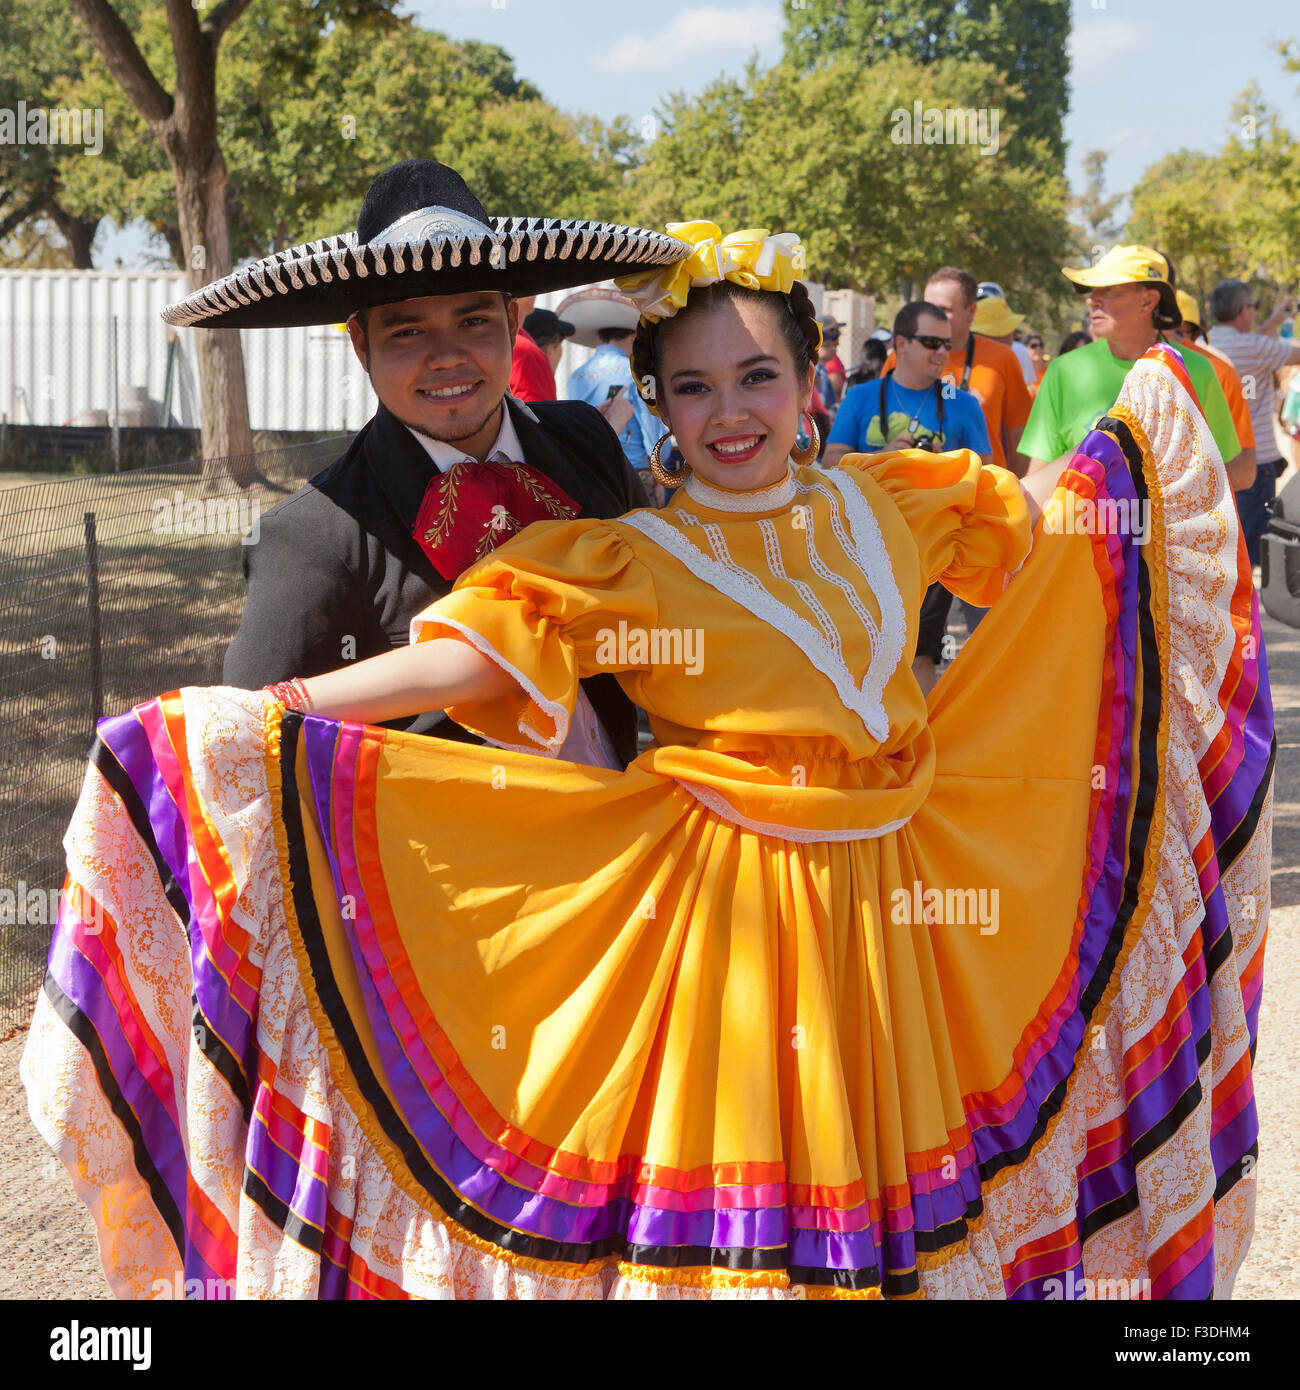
left=99, top=0, right=1298, bottom=265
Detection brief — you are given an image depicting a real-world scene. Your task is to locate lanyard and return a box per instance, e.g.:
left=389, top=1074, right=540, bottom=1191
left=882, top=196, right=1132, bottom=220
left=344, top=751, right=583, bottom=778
left=877, top=371, right=945, bottom=445
left=957, top=334, right=975, bottom=390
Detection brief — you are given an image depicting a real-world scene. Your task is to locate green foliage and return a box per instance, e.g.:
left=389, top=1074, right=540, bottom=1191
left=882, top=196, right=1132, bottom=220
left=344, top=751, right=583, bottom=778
left=0, top=0, right=136, bottom=263
left=781, top=0, right=1070, bottom=166
left=623, top=53, right=1071, bottom=324
left=21, top=3, right=638, bottom=265
left=1128, top=67, right=1300, bottom=313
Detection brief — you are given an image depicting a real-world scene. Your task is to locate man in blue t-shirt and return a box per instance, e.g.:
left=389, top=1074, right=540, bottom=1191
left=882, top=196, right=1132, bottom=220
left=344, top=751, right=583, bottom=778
left=824, top=301, right=992, bottom=464
left=825, top=301, right=994, bottom=693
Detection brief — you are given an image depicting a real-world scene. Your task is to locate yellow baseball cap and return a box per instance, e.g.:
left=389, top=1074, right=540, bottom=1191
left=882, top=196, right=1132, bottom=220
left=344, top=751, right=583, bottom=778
left=972, top=296, right=1024, bottom=337
left=1061, top=244, right=1180, bottom=329
left=1175, top=289, right=1201, bottom=330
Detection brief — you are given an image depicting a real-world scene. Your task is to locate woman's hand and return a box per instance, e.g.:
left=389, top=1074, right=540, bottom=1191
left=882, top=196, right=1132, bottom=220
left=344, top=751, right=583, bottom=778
left=298, top=637, right=519, bottom=724
left=1018, top=454, right=1075, bottom=532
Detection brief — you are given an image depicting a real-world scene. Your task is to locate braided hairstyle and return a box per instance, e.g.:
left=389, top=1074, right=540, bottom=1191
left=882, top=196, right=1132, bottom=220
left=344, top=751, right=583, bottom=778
left=630, top=278, right=822, bottom=417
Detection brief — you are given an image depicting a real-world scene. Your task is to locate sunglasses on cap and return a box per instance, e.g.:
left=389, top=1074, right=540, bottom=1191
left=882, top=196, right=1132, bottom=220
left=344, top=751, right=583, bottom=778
left=898, top=332, right=952, bottom=351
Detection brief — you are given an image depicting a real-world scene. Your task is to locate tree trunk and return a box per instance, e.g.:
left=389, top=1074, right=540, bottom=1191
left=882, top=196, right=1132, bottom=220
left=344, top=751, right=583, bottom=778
left=65, top=0, right=258, bottom=487
left=44, top=201, right=99, bottom=269
left=169, top=143, right=254, bottom=486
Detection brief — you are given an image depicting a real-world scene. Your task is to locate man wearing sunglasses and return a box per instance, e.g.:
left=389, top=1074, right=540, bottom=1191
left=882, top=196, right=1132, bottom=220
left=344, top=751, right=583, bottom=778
left=824, top=301, right=991, bottom=465
left=825, top=301, right=991, bottom=695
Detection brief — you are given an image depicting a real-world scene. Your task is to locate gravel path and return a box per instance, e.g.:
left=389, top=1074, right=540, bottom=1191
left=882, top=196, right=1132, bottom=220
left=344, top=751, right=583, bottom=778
left=1, top=614, right=1297, bottom=1301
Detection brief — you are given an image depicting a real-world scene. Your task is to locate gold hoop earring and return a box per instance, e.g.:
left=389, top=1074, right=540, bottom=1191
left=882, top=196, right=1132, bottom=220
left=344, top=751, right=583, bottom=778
left=790, top=412, right=821, bottom=469
left=650, top=432, right=691, bottom=487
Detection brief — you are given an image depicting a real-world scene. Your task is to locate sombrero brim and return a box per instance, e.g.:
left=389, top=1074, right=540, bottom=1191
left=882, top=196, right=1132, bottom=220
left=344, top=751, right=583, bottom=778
left=554, top=286, right=641, bottom=348
left=162, top=219, right=690, bottom=329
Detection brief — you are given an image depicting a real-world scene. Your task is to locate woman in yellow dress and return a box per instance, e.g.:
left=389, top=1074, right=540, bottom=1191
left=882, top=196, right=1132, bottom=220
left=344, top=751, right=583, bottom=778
left=24, top=226, right=1271, bottom=1300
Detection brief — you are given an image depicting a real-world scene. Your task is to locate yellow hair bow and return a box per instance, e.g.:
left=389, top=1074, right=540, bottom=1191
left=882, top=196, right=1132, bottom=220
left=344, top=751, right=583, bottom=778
left=615, top=221, right=808, bottom=324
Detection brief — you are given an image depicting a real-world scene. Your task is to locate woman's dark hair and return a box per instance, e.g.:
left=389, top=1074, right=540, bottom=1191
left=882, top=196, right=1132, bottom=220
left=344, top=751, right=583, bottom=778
left=1058, top=330, right=1091, bottom=356
left=631, top=279, right=821, bottom=412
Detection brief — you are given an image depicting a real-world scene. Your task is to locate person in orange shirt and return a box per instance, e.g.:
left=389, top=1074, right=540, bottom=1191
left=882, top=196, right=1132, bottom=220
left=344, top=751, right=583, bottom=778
left=886, top=265, right=1034, bottom=476
left=1173, top=289, right=1257, bottom=490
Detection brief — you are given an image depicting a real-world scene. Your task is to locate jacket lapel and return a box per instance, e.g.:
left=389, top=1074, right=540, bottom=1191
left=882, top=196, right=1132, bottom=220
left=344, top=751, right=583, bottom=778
left=506, top=395, right=606, bottom=517
left=363, top=402, right=444, bottom=531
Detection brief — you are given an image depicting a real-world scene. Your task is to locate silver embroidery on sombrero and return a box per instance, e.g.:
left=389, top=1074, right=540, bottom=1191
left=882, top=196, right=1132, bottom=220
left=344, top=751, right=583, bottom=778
left=371, top=204, right=495, bottom=245
left=160, top=217, right=689, bottom=328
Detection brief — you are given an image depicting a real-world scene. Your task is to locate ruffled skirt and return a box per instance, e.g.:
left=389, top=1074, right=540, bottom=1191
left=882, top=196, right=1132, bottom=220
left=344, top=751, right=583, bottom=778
left=22, top=368, right=1273, bottom=1299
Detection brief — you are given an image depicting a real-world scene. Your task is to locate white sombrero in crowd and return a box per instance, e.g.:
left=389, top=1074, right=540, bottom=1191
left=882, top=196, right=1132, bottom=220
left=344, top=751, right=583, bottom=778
left=554, top=285, right=642, bottom=349
left=161, top=159, right=690, bottom=330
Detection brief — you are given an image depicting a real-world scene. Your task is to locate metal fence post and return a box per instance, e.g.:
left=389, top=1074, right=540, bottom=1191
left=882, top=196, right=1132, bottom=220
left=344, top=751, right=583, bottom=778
left=84, top=511, right=103, bottom=733
left=111, top=314, right=121, bottom=472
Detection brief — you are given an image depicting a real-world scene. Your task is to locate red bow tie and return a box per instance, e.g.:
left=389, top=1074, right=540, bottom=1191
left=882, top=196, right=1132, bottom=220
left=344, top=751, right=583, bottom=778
left=413, top=458, right=579, bottom=581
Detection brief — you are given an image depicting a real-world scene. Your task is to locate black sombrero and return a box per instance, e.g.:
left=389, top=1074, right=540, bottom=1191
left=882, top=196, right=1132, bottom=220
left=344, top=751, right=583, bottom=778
left=161, top=159, right=690, bottom=330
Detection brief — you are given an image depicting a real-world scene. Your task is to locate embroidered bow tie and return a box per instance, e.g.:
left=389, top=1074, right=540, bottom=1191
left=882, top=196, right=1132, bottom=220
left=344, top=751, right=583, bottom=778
left=413, top=457, right=579, bottom=581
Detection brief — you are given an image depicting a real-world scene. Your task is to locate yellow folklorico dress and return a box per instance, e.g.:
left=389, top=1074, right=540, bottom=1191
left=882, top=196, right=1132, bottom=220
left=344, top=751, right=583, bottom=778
left=24, top=348, right=1271, bottom=1299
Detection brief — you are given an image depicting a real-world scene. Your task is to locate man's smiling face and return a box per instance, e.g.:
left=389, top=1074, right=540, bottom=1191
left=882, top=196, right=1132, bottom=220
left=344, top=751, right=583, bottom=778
left=347, top=291, right=519, bottom=444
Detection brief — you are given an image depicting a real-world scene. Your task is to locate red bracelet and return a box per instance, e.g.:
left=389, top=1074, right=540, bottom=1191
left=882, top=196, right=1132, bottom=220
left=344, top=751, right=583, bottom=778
left=264, top=678, right=314, bottom=711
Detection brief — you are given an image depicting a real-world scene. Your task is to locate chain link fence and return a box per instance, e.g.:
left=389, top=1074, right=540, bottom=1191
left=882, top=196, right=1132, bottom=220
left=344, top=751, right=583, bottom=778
left=0, top=434, right=349, bottom=1034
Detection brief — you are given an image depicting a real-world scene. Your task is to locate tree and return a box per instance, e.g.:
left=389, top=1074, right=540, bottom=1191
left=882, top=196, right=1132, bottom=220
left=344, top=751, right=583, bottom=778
left=1069, top=150, right=1125, bottom=261
left=624, top=53, right=1071, bottom=325
left=1127, top=151, right=1238, bottom=308
left=0, top=0, right=112, bottom=267
left=62, top=0, right=397, bottom=479
left=1127, top=70, right=1300, bottom=312
left=781, top=0, right=1071, bottom=167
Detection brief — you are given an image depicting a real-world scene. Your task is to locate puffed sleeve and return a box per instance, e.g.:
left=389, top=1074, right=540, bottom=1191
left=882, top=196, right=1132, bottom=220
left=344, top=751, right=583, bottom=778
left=843, top=448, right=1032, bottom=605
left=409, top=518, right=657, bottom=753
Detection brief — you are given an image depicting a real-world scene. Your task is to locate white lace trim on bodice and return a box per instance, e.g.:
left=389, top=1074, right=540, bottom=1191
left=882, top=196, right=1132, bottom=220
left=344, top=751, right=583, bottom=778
left=623, top=470, right=906, bottom=743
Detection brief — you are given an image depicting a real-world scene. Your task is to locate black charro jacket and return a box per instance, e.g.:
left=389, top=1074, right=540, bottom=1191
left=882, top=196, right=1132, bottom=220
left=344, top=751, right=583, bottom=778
left=224, top=395, right=649, bottom=764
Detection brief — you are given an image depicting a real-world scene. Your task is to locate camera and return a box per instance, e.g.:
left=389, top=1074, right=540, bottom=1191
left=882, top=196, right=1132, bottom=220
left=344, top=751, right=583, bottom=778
left=912, top=433, right=942, bottom=452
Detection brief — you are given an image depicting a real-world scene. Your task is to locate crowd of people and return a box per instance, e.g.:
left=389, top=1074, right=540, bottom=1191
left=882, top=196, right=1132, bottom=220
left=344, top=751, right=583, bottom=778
left=21, top=159, right=1277, bottom=1304
left=510, top=245, right=1298, bottom=687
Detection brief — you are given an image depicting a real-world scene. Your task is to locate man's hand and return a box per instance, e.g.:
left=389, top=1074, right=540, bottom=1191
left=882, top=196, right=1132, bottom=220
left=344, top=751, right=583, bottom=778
left=598, top=392, right=635, bottom=435
left=883, top=432, right=918, bottom=452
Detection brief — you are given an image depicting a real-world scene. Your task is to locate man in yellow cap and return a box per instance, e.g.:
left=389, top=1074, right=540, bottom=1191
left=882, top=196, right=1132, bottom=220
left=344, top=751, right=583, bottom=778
left=1022, top=245, right=1242, bottom=483
left=1172, top=288, right=1256, bottom=492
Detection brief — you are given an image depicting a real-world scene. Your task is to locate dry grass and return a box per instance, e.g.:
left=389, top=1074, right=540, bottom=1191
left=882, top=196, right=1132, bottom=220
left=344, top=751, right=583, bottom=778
left=0, top=443, right=343, bottom=1031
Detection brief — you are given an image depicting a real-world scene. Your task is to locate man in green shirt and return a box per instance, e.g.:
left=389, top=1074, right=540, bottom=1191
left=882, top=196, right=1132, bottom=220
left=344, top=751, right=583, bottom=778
left=1022, top=246, right=1244, bottom=484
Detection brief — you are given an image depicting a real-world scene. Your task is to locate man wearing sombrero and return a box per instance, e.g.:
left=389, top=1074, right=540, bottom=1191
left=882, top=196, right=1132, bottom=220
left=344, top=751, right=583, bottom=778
left=164, top=160, right=687, bottom=767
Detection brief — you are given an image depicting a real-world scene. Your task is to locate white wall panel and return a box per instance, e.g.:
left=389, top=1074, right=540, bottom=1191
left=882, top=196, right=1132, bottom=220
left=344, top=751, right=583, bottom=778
left=0, top=269, right=378, bottom=432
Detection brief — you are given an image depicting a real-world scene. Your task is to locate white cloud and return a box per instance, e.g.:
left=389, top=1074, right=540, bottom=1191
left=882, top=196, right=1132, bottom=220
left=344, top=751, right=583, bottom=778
left=594, top=7, right=784, bottom=73
left=1067, top=18, right=1156, bottom=82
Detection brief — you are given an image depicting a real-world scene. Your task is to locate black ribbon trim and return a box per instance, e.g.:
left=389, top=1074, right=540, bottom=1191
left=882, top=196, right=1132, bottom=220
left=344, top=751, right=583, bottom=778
left=978, top=418, right=1161, bottom=1189
left=192, top=997, right=251, bottom=1120
left=1214, top=1144, right=1258, bottom=1203
left=273, top=712, right=924, bottom=1291
left=90, top=735, right=189, bottom=931
left=43, top=972, right=187, bottom=1258
left=241, top=1166, right=325, bottom=1257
